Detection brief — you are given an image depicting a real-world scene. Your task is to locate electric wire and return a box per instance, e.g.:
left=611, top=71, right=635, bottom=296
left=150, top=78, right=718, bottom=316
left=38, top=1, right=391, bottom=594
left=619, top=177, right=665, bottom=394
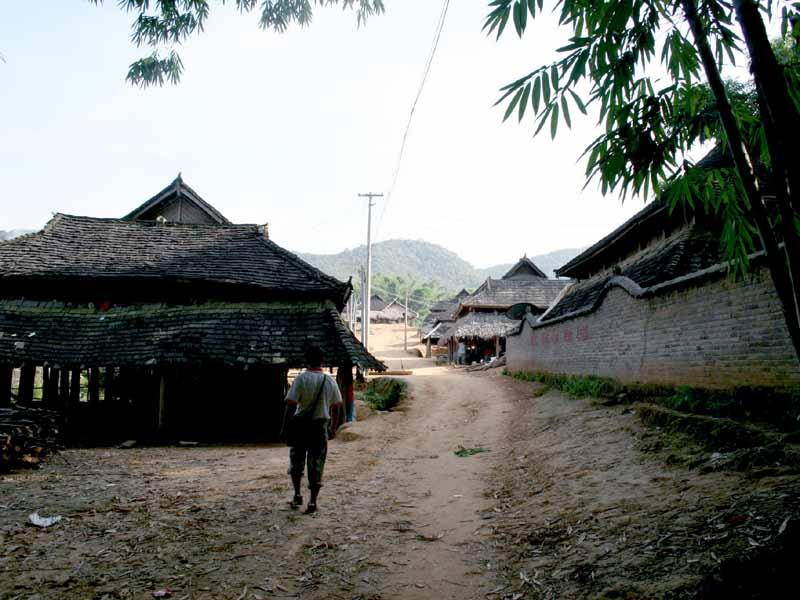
left=373, top=0, right=451, bottom=241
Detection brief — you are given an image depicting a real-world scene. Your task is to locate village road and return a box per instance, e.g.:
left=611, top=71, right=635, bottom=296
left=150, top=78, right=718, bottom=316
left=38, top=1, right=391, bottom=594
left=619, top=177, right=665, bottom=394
left=344, top=366, right=511, bottom=599
left=0, top=338, right=516, bottom=599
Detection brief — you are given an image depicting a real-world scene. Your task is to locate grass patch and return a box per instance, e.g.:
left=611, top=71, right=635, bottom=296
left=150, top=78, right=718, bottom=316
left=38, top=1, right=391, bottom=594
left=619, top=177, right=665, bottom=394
left=360, top=378, right=407, bottom=411
left=454, top=445, right=489, bottom=457
left=503, top=370, right=800, bottom=434
left=663, top=386, right=800, bottom=432
left=504, top=369, right=622, bottom=399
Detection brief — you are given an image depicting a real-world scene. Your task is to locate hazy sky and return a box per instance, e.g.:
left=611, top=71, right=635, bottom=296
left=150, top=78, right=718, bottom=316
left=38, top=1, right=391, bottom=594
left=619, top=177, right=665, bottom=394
left=3, top=1, right=667, bottom=267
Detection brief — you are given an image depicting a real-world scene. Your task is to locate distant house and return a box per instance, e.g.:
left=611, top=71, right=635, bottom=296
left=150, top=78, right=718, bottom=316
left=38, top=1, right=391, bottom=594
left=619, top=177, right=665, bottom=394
left=370, top=298, right=417, bottom=324
left=419, top=289, right=469, bottom=338
left=0, top=178, right=383, bottom=441
left=419, top=290, right=469, bottom=355
left=506, top=185, right=800, bottom=388
left=444, top=257, right=569, bottom=364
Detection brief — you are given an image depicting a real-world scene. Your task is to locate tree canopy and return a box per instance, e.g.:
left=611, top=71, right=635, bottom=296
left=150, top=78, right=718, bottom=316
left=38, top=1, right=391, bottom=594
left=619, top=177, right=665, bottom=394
left=91, top=0, right=385, bottom=87
left=487, top=0, right=800, bottom=360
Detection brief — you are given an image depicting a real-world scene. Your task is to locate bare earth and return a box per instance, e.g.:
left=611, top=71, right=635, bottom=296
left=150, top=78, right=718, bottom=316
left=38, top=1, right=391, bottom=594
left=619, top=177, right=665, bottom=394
left=1, top=324, right=798, bottom=599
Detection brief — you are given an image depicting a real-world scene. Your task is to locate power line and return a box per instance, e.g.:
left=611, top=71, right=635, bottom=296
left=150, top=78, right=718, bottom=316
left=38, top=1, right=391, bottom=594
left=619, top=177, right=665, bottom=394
left=374, top=0, right=451, bottom=240
left=364, top=284, right=450, bottom=310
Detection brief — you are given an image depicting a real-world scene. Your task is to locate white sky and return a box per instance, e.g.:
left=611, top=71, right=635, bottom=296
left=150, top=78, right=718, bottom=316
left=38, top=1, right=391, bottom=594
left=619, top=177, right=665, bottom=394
left=2, top=1, right=668, bottom=267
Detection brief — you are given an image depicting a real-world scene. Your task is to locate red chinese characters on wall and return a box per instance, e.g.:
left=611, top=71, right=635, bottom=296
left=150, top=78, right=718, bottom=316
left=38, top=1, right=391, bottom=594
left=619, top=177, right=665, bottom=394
left=531, top=324, right=590, bottom=349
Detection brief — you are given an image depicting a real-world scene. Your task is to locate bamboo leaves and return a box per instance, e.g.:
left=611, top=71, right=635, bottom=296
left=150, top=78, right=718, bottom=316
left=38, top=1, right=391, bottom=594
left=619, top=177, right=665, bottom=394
left=92, top=0, right=387, bottom=86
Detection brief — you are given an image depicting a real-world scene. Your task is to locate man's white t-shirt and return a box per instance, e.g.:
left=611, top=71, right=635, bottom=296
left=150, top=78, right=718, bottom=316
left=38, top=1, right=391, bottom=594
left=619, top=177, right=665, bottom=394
left=286, top=370, right=343, bottom=420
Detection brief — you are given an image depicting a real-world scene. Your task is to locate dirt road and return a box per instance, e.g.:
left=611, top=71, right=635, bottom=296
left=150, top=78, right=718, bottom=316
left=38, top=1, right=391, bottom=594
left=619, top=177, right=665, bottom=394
left=0, top=363, right=515, bottom=599
left=2, top=324, right=798, bottom=598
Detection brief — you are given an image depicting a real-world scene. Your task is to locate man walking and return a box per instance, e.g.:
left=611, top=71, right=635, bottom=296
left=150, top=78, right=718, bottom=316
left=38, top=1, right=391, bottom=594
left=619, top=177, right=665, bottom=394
left=282, top=346, right=343, bottom=514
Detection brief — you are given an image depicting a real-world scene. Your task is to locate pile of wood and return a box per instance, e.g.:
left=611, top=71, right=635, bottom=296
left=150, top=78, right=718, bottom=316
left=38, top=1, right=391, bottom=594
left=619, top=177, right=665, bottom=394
left=0, top=406, right=61, bottom=471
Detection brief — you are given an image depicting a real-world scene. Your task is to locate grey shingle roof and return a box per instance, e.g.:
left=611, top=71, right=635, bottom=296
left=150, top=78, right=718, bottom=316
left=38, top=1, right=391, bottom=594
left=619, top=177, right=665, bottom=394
left=0, top=214, right=349, bottom=306
left=446, top=312, right=520, bottom=341
left=502, top=256, right=547, bottom=279
left=460, top=278, right=569, bottom=312
left=122, top=174, right=232, bottom=224
left=0, top=300, right=384, bottom=370
left=541, top=227, right=723, bottom=323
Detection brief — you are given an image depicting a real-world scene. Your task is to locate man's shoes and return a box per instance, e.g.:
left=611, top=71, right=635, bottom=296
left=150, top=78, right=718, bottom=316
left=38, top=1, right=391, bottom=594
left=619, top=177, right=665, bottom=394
left=304, top=502, right=317, bottom=515
left=289, top=495, right=303, bottom=509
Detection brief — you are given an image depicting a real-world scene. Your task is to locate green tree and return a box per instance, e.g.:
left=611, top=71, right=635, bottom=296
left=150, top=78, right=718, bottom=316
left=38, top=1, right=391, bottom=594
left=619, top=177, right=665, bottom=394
left=91, top=0, right=385, bottom=87
left=486, top=0, right=800, bottom=360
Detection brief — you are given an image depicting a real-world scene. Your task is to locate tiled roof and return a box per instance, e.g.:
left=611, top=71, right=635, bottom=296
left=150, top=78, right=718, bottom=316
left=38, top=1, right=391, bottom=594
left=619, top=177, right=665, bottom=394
left=0, top=300, right=384, bottom=370
left=502, top=256, right=547, bottom=279
left=541, top=226, right=723, bottom=323
left=445, top=312, right=520, bottom=341
left=0, top=214, right=349, bottom=305
left=461, top=278, right=570, bottom=312
left=122, top=174, right=232, bottom=224
left=555, top=145, right=773, bottom=280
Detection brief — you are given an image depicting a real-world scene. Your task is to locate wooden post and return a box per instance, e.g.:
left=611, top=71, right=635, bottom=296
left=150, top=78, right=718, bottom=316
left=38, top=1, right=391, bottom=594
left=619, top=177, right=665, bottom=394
left=157, top=373, right=167, bottom=433
left=495, top=336, right=501, bottom=358
left=88, top=368, right=100, bottom=404
left=426, top=336, right=432, bottom=359
left=69, top=369, right=81, bottom=406
left=41, top=366, right=51, bottom=405
left=0, top=364, right=12, bottom=408
left=18, top=364, right=36, bottom=405
left=46, top=368, right=61, bottom=406
left=59, top=369, right=70, bottom=408
left=104, top=366, right=115, bottom=403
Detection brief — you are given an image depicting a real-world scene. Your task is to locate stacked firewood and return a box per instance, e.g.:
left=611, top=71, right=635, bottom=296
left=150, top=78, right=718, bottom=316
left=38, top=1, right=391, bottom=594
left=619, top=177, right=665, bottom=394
left=0, top=406, right=61, bottom=471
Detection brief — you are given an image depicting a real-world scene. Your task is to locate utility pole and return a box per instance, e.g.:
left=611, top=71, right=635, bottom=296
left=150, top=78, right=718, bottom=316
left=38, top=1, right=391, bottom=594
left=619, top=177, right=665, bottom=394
left=358, top=192, right=383, bottom=352
left=358, top=267, right=366, bottom=342
left=404, top=281, right=413, bottom=352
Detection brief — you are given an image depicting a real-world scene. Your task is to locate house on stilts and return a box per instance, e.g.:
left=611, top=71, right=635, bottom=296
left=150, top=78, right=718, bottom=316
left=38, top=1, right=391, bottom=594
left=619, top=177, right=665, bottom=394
left=0, top=176, right=383, bottom=441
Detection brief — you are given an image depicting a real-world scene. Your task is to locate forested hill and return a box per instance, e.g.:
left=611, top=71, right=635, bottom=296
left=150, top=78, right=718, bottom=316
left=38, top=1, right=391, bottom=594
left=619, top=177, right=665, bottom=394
left=296, top=239, right=582, bottom=291
left=0, top=229, right=34, bottom=241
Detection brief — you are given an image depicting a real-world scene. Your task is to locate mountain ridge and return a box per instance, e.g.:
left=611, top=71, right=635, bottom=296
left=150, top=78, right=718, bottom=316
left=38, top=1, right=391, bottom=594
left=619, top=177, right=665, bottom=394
left=297, top=239, right=582, bottom=291
left=1, top=229, right=581, bottom=291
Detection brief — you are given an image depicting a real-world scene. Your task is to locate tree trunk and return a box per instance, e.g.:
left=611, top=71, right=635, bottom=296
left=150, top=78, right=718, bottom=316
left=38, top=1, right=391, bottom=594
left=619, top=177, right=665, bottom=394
left=682, top=0, right=800, bottom=361
left=732, top=0, right=800, bottom=353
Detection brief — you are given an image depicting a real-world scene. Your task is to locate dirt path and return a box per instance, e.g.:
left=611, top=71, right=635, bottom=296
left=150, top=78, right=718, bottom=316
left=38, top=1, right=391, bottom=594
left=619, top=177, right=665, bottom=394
left=0, top=364, right=513, bottom=599
left=3, top=325, right=798, bottom=599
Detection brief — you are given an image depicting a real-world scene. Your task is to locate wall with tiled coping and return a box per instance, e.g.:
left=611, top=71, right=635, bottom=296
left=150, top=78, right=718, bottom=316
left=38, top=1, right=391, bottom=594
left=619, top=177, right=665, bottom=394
left=506, top=266, right=800, bottom=388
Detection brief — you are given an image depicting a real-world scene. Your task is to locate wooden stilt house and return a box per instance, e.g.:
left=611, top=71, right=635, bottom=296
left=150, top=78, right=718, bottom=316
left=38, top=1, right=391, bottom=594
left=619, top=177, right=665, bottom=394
left=0, top=179, right=382, bottom=441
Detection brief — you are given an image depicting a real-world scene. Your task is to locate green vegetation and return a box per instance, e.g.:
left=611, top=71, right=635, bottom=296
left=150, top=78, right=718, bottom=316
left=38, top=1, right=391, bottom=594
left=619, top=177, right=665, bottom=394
left=663, top=385, right=800, bottom=432
left=488, top=0, right=800, bottom=360
left=369, top=274, right=450, bottom=322
left=360, top=378, right=406, bottom=411
left=454, top=445, right=490, bottom=457
left=504, top=369, right=623, bottom=399
left=93, top=0, right=385, bottom=87
left=504, top=369, right=800, bottom=432
left=298, top=240, right=581, bottom=292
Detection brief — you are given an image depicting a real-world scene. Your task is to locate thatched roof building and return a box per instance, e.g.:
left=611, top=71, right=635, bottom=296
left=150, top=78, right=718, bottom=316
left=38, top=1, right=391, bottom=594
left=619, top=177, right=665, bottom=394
left=0, top=180, right=382, bottom=441
left=442, top=257, right=569, bottom=363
